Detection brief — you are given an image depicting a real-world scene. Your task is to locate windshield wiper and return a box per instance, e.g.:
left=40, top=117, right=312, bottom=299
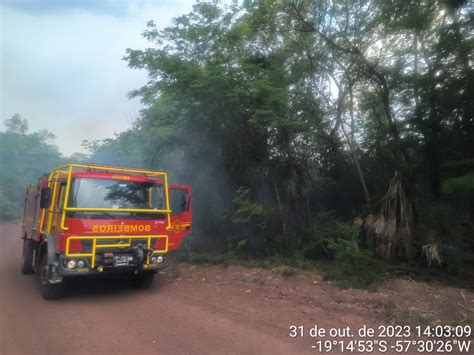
left=104, top=212, right=117, bottom=219
left=90, top=212, right=116, bottom=220
left=131, top=212, right=165, bottom=220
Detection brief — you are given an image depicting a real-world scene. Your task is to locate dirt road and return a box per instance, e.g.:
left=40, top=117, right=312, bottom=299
left=1, top=223, right=472, bottom=354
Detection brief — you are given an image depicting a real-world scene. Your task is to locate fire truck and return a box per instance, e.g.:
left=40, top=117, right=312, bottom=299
left=20, top=164, right=192, bottom=299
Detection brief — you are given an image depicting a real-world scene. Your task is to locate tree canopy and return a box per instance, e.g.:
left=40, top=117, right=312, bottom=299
left=0, top=114, right=63, bottom=220
left=82, top=0, right=473, bottom=262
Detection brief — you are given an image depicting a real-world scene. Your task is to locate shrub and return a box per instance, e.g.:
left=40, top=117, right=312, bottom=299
left=222, top=187, right=270, bottom=255
left=442, top=172, right=474, bottom=198
left=302, top=212, right=360, bottom=260
left=322, top=248, right=382, bottom=289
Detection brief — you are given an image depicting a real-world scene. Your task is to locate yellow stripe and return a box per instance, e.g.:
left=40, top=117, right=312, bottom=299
left=46, top=170, right=61, bottom=233
left=65, top=207, right=171, bottom=213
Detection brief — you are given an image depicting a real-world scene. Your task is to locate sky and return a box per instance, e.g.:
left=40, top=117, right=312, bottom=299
left=0, top=0, right=195, bottom=155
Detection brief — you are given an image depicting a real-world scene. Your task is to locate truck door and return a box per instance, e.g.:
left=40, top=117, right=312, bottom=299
left=168, top=185, right=192, bottom=250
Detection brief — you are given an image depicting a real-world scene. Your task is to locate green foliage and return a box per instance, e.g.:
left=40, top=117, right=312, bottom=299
left=321, top=248, right=382, bottom=289
left=440, top=245, right=474, bottom=274
left=416, top=200, right=468, bottom=233
left=220, top=187, right=270, bottom=253
left=0, top=114, right=63, bottom=220
left=294, top=213, right=382, bottom=288
left=226, top=187, right=269, bottom=228
left=177, top=247, right=381, bottom=289
left=301, top=212, right=361, bottom=259
left=74, top=0, right=472, bottom=284
left=4, top=114, right=28, bottom=134
left=442, top=173, right=474, bottom=198
left=0, top=193, right=21, bottom=221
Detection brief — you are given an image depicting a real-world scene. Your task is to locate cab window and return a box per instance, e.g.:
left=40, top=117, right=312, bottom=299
left=58, top=184, right=67, bottom=211
left=170, top=188, right=189, bottom=215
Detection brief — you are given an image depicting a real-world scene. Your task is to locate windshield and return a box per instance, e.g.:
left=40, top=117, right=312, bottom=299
left=70, top=178, right=164, bottom=211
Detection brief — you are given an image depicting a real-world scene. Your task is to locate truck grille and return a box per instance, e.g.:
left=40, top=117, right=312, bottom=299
left=80, top=237, right=149, bottom=253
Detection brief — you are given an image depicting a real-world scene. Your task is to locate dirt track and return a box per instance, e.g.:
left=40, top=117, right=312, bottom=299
left=1, top=223, right=472, bottom=354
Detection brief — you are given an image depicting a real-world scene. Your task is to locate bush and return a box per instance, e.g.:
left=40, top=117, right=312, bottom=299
left=222, top=187, right=270, bottom=255
left=301, top=212, right=360, bottom=260
left=322, top=248, right=382, bottom=289
left=291, top=213, right=383, bottom=288
left=442, top=172, right=474, bottom=198
left=178, top=211, right=384, bottom=289
left=440, top=245, right=474, bottom=274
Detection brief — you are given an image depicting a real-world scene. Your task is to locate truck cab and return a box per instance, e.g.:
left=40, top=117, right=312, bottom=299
left=21, top=164, right=192, bottom=299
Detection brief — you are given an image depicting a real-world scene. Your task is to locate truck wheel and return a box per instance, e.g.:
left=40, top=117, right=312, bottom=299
left=40, top=257, right=64, bottom=300
left=21, top=239, right=35, bottom=274
left=130, top=271, right=155, bottom=288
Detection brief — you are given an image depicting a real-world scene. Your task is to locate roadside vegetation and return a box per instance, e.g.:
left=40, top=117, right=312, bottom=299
left=0, top=114, right=64, bottom=221
left=1, top=1, right=472, bottom=288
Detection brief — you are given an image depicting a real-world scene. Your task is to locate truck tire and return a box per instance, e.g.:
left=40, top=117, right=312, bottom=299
left=130, top=271, right=155, bottom=288
left=40, top=256, right=64, bottom=300
left=21, top=239, right=35, bottom=274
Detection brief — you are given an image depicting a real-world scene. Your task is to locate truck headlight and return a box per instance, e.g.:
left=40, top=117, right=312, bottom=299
left=66, top=260, right=76, bottom=269
left=157, top=256, right=164, bottom=264
left=77, top=260, right=85, bottom=268
left=151, top=256, right=157, bottom=263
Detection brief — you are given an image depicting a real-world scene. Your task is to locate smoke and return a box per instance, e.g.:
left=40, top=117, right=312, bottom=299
left=158, top=133, right=233, bottom=243
left=85, top=128, right=233, bottom=249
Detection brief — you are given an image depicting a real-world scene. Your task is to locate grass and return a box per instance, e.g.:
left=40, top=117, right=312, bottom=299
left=165, top=264, right=182, bottom=279
left=241, top=274, right=266, bottom=285
left=175, top=250, right=384, bottom=290
left=376, top=300, right=398, bottom=319
left=175, top=249, right=473, bottom=292
left=176, top=252, right=230, bottom=267
left=272, top=265, right=298, bottom=278
left=317, top=249, right=385, bottom=290
left=176, top=251, right=317, bottom=270
left=375, top=300, right=435, bottom=326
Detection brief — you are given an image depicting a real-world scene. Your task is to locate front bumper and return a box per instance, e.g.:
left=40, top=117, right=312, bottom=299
left=59, top=234, right=169, bottom=276
left=57, top=254, right=167, bottom=276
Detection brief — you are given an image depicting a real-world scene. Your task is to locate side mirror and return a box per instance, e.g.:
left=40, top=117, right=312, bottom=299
left=40, top=187, right=52, bottom=208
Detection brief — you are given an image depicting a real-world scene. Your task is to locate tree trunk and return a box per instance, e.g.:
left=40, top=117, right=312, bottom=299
left=340, top=81, right=371, bottom=205
left=272, top=176, right=287, bottom=234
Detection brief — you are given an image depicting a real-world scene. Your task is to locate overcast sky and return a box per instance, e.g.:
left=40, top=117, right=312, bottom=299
left=0, top=0, right=195, bottom=155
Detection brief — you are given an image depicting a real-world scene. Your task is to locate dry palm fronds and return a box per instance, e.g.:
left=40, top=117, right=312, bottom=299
left=422, top=242, right=442, bottom=266
left=363, top=171, right=416, bottom=260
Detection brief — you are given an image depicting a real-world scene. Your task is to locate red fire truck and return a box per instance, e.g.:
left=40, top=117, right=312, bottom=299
left=21, top=164, right=192, bottom=299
